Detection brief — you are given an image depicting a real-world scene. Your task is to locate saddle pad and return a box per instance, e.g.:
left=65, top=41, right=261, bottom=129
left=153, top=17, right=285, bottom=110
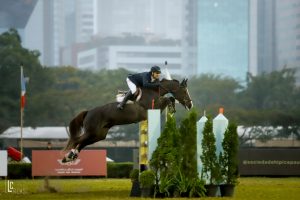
left=116, top=89, right=142, bottom=103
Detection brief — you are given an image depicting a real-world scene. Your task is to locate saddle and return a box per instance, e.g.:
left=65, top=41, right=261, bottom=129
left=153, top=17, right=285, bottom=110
left=116, top=88, right=142, bottom=103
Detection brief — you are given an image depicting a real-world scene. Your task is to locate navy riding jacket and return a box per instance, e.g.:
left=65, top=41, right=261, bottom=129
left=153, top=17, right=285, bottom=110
left=128, top=72, right=160, bottom=89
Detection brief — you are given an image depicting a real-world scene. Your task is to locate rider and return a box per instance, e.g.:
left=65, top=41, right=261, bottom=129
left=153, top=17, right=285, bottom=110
left=117, top=65, right=161, bottom=110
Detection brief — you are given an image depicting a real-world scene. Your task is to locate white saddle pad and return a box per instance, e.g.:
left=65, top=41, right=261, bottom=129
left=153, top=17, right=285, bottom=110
left=116, top=89, right=142, bottom=103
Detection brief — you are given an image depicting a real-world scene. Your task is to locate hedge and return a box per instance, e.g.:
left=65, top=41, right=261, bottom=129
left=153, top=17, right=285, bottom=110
left=6, top=162, right=133, bottom=179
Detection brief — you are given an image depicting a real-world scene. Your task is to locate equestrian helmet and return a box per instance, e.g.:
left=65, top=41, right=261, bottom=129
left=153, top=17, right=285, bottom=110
left=150, top=65, right=161, bottom=73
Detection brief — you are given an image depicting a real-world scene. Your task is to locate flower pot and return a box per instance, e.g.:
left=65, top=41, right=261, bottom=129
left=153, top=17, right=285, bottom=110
left=141, top=187, right=154, bottom=198
left=220, top=184, right=235, bottom=197
left=204, top=184, right=219, bottom=197
left=130, top=180, right=141, bottom=197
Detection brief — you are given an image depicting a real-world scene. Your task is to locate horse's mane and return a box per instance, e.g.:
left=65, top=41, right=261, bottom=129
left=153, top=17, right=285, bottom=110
left=161, top=78, right=179, bottom=84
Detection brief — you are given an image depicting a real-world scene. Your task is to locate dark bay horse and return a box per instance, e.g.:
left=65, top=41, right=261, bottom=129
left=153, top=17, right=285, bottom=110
left=62, top=78, right=193, bottom=162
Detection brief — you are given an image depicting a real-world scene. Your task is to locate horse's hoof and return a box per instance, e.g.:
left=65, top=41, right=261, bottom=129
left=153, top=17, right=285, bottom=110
left=62, top=151, right=78, bottom=163
left=62, top=157, right=68, bottom=163
left=71, top=153, right=78, bottom=160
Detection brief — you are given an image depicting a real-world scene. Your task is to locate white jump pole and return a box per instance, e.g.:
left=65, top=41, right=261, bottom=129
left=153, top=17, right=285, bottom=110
left=139, top=109, right=161, bottom=172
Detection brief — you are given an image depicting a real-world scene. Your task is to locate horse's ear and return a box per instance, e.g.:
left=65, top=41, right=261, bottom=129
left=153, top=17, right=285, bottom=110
left=181, top=78, right=187, bottom=87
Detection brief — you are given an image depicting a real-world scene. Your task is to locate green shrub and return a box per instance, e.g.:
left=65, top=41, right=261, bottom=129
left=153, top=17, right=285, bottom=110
left=139, top=170, right=155, bottom=188
left=129, top=169, right=139, bottom=181
left=107, top=162, right=133, bottom=178
left=200, top=117, right=221, bottom=185
left=150, top=111, right=206, bottom=197
left=8, top=163, right=32, bottom=179
left=179, top=109, right=198, bottom=179
left=220, top=122, right=239, bottom=185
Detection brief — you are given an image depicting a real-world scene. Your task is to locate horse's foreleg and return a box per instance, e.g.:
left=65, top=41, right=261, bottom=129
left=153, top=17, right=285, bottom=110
left=62, top=147, right=79, bottom=163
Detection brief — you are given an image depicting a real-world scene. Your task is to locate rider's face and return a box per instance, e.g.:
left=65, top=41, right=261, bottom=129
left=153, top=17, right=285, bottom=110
left=152, top=72, right=161, bottom=80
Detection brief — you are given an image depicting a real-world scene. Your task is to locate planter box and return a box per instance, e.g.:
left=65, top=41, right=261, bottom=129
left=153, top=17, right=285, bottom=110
left=204, top=184, right=219, bottom=197
left=130, top=180, right=141, bottom=197
left=220, top=184, right=235, bottom=197
left=141, top=186, right=154, bottom=198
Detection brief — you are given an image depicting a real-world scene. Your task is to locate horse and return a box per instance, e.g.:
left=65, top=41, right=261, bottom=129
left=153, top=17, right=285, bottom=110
left=62, top=78, right=193, bottom=162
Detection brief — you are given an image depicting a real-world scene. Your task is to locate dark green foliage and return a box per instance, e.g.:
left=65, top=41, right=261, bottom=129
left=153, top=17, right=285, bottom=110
left=8, top=163, right=32, bottom=179
left=139, top=170, right=155, bottom=188
left=150, top=114, right=181, bottom=182
left=129, top=169, right=139, bottom=181
left=106, top=162, right=133, bottom=178
left=220, top=123, right=239, bottom=185
left=179, top=109, right=198, bottom=179
left=200, top=117, right=221, bottom=185
left=150, top=111, right=205, bottom=197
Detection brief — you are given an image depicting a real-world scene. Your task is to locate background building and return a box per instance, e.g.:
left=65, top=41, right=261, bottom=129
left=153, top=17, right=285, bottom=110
left=249, top=0, right=300, bottom=83
left=1, top=0, right=300, bottom=82
left=197, top=0, right=249, bottom=83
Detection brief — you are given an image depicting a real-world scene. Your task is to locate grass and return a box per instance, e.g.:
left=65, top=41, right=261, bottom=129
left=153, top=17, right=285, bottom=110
left=0, top=177, right=299, bottom=200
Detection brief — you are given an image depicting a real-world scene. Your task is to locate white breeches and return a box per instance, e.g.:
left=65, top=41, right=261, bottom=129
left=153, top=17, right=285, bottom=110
left=126, top=78, right=137, bottom=94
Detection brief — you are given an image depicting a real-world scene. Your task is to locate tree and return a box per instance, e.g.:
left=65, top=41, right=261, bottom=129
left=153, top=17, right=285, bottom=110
left=220, top=122, right=239, bottom=185
left=179, top=109, right=198, bottom=179
left=150, top=114, right=181, bottom=196
left=189, top=74, right=241, bottom=110
left=240, top=68, right=298, bottom=110
left=200, top=117, right=220, bottom=185
left=0, top=29, right=45, bottom=132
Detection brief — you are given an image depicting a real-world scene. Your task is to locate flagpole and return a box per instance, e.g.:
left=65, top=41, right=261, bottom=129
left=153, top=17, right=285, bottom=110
left=20, top=66, right=24, bottom=159
left=20, top=104, right=23, bottom=159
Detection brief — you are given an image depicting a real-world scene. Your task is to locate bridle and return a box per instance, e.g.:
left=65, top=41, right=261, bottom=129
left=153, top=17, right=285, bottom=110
left=159, top=82, right=192, bottom=107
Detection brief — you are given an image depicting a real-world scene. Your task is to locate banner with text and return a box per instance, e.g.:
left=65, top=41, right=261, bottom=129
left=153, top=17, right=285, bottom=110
left=239, top=148, right=300, bottom=176
left=32, top=150, right=107, bottom=176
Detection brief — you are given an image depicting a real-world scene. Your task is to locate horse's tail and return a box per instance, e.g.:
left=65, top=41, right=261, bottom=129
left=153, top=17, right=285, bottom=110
left=64, top=110, right=88, bottom=151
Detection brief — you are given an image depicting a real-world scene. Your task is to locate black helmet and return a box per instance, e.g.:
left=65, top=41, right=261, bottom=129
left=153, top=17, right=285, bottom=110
left=150, top=65, right=161, bottom=73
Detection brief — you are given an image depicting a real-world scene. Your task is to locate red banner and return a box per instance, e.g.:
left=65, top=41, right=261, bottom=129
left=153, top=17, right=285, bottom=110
left=32, top=150, right=107, bottom=176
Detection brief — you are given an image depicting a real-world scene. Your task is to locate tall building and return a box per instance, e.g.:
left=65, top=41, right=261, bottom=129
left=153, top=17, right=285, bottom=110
left=75, top=0, right=94, bottom=43
left=249, top=0, right=300, bottom=83
left=197, top=0, right=249, bottom=82
left=0, top=0, right=37, bottom=45
left=182, top=0, right=198, bottom=76
left=95, top=0, right=183, bottom=40
left=275, top=1, right=300, bottom=73
left=24, top=0, right=76, bottom=66
left=249, top=0, right=277, bottom=75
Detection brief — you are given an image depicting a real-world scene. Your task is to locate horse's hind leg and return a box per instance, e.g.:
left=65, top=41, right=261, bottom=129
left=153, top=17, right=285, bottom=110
left=62, top=127, right=109, bottom=163
left=62, top=132, right=102, bottom=163
left=76, top=128, right=109, bottom=152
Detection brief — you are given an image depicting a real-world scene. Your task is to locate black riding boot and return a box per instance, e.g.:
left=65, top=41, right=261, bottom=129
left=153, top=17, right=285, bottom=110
left=117, top=91, right=133, bottom=110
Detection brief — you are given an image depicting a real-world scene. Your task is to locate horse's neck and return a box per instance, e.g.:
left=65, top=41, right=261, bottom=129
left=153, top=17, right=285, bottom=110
left=138, top=81, right=176, bottom=109
left=159, top=80, right=175, bottom=96
left=138, top=88, right=161, bottom=109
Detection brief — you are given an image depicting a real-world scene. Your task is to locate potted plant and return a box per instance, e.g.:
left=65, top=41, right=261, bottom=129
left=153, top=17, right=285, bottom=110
left=200, top=118, right=221, bottom=197
left=149, top=114, right=180, bottom=197
left=139, top=170, right=155, bottom=197
left=219, top=122, right=239, bottom=197
left=129, top=169, right=141, bottom=197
